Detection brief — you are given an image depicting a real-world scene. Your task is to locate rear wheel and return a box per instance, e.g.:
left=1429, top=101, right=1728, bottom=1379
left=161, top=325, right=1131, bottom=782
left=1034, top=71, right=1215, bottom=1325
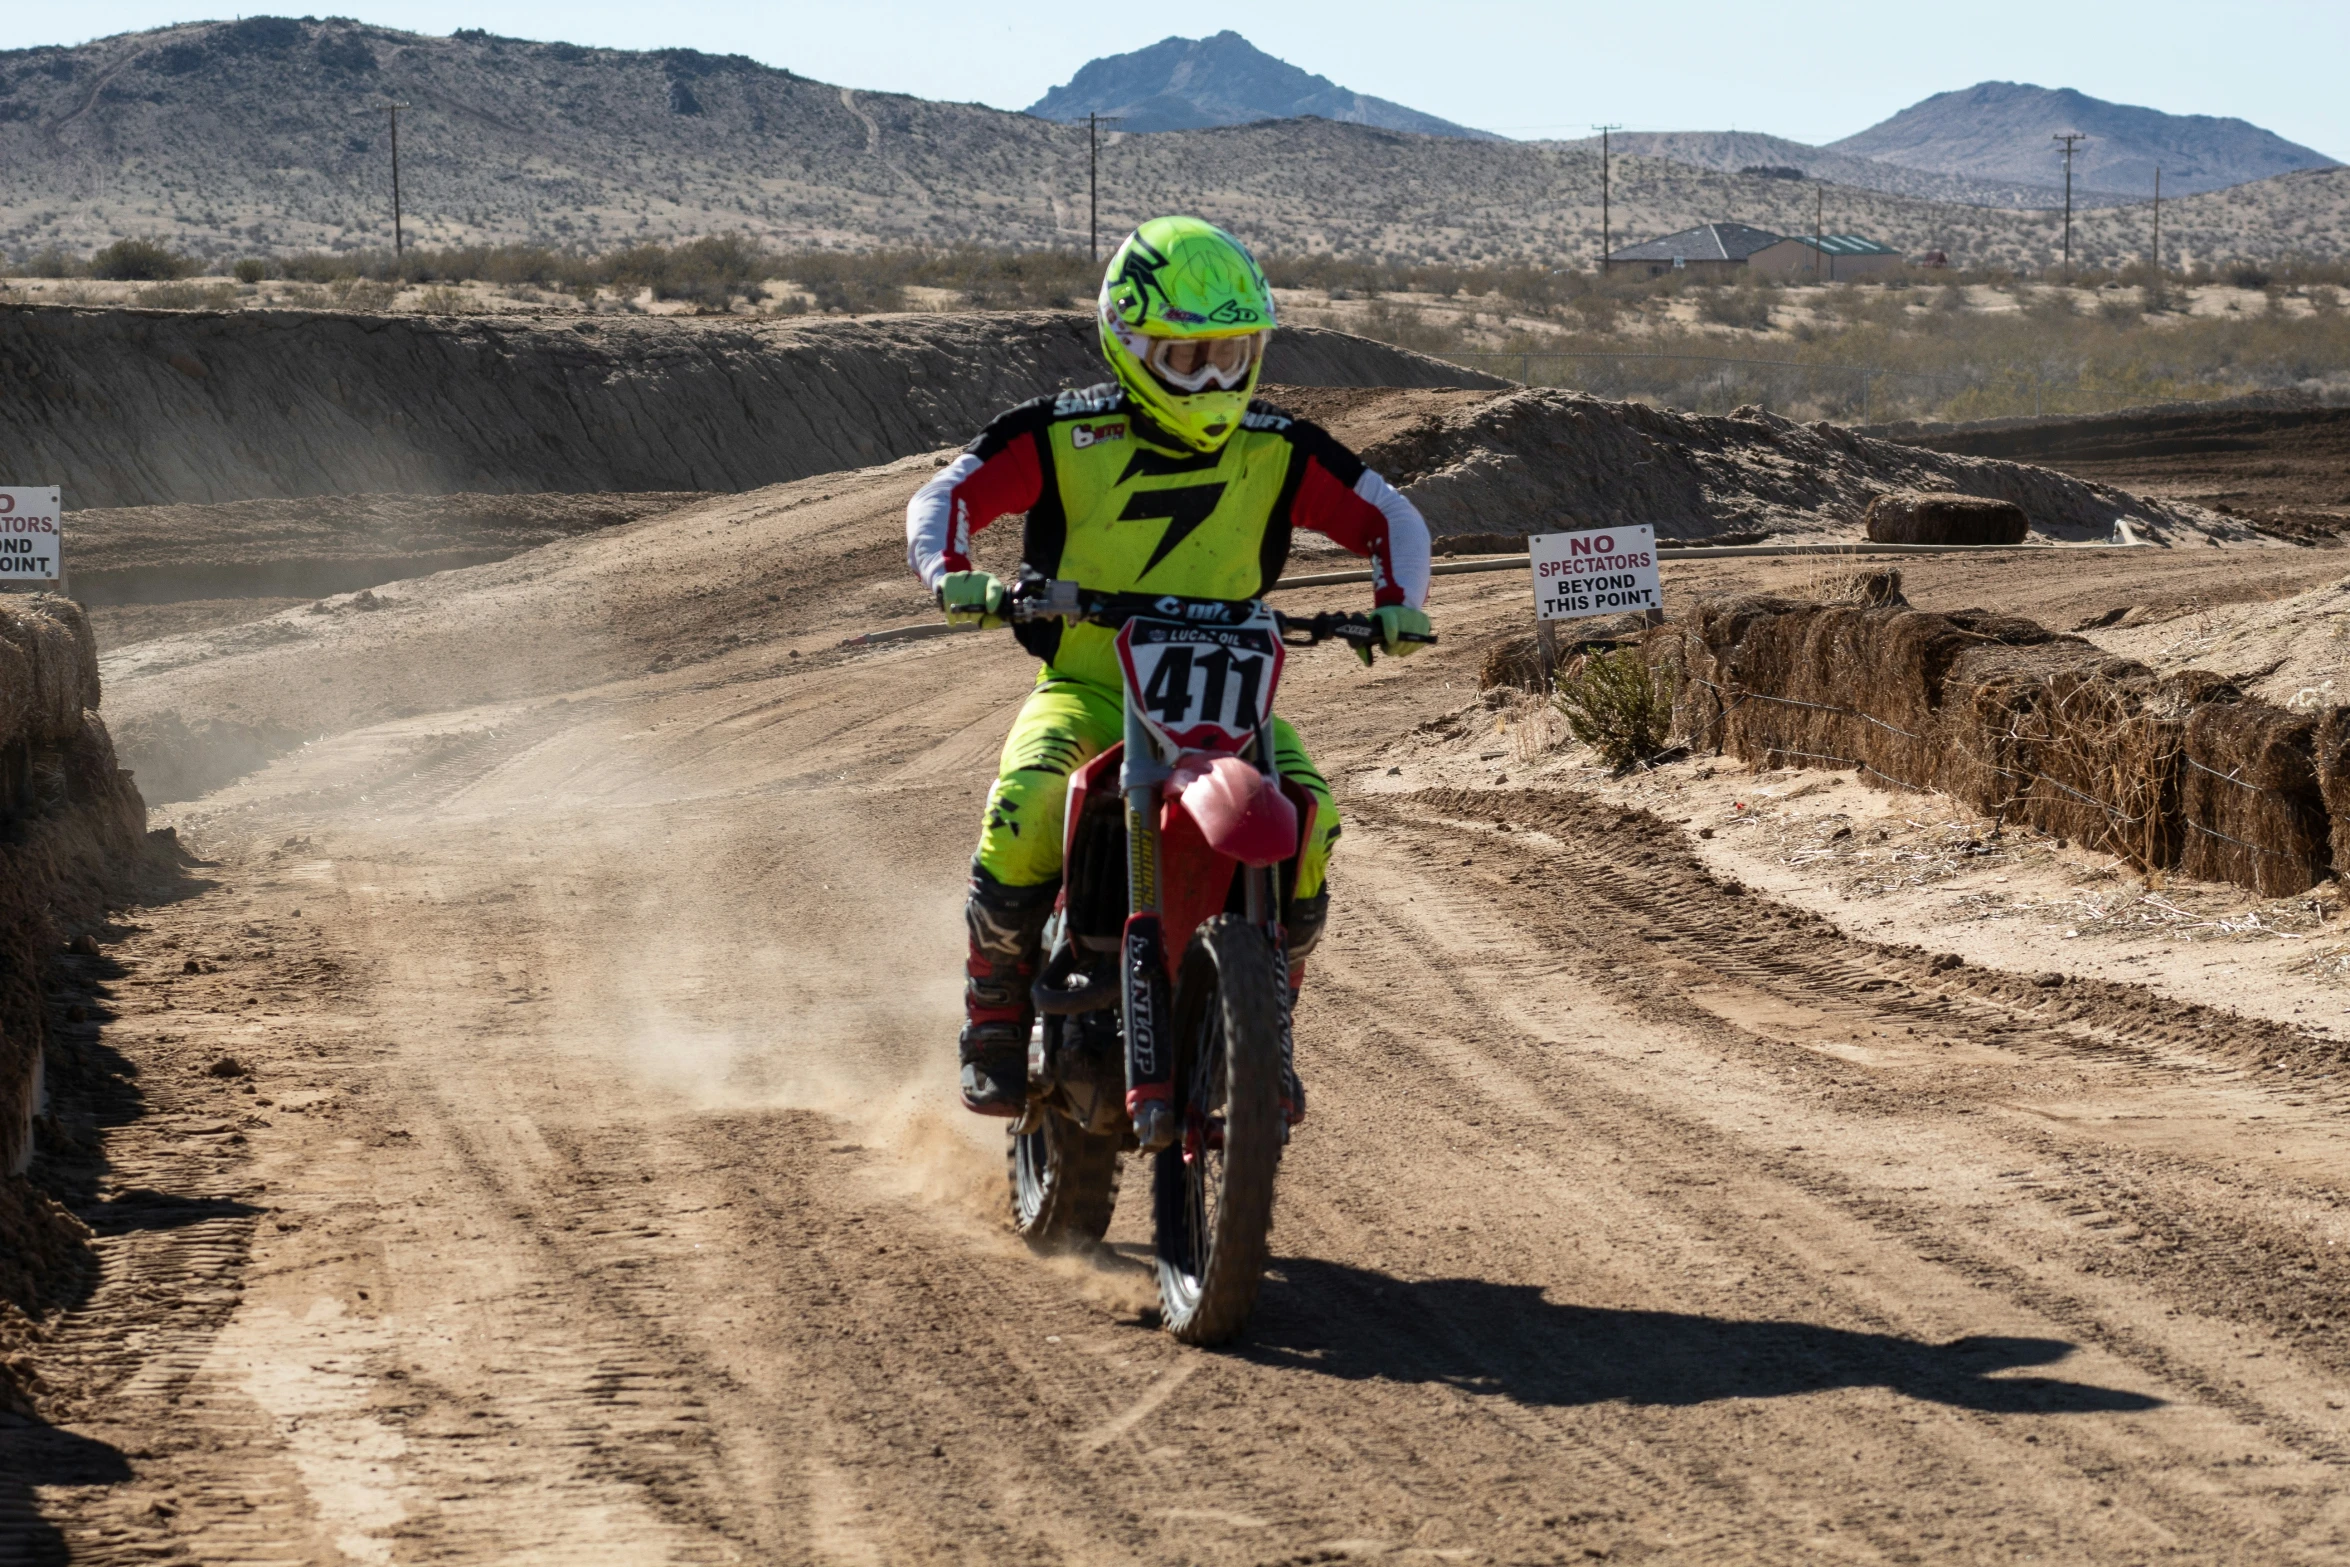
left=1009, top=1111, right=1121, bottom=1252
left=1152, top=914, right=1284, bottom=1345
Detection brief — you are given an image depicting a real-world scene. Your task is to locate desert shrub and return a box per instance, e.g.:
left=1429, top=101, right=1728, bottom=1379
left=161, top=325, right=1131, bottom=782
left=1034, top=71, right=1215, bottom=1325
left=139, top=281, right=237, bottom=311
left=280, top=251, right=359, bottom=282
left=23, top=249, right=82, bottom=279
left=412, top=284, right=483, bottom=315
left=1553, top=647, right=1676, bottom=768
left=2228, top=264, right=2273, bottom=290
left=89, top=238, right=194, bottom=281
left=1698, top=285, right=1774, bottom=331
left=231, top=257, right=269, bottom=284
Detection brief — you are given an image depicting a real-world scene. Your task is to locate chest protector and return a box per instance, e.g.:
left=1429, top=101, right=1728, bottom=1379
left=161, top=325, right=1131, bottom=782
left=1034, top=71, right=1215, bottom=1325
left=1017, top=389, right=1303, bottom=689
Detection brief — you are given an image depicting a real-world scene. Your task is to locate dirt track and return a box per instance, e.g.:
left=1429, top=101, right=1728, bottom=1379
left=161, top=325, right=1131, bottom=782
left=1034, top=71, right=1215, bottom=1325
left=9, top=472, right=2350, bottom=1563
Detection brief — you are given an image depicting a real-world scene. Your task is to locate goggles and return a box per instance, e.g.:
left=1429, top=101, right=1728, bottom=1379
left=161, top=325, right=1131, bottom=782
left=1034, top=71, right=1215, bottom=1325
left=1141, top=330, right=1267, bottom=393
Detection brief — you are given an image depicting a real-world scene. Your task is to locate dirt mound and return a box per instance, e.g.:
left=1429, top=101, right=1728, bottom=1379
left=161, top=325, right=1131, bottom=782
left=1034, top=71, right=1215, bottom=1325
left=1873, top=401, right=2350, bottom=545
left=1278, top=385, right=2251, bottom=546
left=0, top=307, right=1501, bottom=510
left=2083, top=573, right=2350, bottom=707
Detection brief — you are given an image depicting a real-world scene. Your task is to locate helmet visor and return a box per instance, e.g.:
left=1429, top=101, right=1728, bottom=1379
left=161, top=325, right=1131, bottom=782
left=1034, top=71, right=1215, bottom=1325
left=1143, top=331, right=1266, bottom=393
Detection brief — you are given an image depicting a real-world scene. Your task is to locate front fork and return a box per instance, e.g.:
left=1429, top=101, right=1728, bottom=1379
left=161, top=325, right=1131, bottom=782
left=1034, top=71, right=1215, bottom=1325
left=1120, top=698, right=1173, bottom=1136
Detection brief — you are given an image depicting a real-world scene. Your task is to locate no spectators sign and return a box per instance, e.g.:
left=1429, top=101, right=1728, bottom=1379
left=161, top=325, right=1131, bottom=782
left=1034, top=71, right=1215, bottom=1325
left=1529, top=525, right=1660, bottom=621
left=0, top=489, right=60, bottom=581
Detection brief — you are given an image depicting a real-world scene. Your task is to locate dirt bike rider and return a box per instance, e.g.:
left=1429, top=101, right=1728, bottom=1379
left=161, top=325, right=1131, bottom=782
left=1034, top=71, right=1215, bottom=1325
left=905, top=216, right=1433, bottom=1120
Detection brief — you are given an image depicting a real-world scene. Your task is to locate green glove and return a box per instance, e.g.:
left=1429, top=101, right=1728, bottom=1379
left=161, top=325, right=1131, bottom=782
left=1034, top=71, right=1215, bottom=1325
left=1358, top=604, right=1434, bottom=666
left=938, top=570, right=1008, bottom=630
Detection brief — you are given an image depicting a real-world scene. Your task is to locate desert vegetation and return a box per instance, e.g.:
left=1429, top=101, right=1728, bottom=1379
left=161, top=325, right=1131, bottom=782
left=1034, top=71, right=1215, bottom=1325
left=6, top=236, right=2347, bottom=426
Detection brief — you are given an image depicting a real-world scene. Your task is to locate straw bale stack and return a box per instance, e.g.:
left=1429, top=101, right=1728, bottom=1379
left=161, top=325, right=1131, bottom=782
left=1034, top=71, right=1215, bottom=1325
left=1668, top=586, right=2348, bottom=892
left=2177, top=698, right=2329, bottom=895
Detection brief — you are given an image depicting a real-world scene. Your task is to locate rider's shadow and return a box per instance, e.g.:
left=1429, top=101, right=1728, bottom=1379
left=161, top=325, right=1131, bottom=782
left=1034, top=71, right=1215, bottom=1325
left=1243, top=1258, right=2162, bottom=1414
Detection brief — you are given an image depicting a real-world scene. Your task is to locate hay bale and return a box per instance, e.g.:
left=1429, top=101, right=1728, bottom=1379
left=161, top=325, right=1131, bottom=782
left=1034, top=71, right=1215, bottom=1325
left=0, top=599, right=98, bottom=746
left=1864, top=491, right=2030, bottom=546
left=2314, top=708, right=2350, bottom=881
left=2178, top=697, right=2329, bottom=895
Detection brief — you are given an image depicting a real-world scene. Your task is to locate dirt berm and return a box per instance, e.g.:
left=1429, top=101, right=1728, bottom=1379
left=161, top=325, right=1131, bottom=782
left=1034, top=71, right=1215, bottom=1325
left=0, top=596, right=150, bottom=1416
left=0, top=306, right=1503, bottom=509
left=1865, top=397, right=2350, bottom=544
left=1278, top=386, right=2257, bottom=545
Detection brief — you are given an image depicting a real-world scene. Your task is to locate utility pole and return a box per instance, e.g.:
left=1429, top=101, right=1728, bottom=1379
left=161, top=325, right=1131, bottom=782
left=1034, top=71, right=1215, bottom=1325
left=1814, top=184, right=1824, bottom=283
left=385, top=101, right=410, bottom=255
left=1591, top=125, right=1622, bottom=271
left=1087, top=112, right=1123, bottom=263
left=2053, top=132, right=2086, bottom=280
left=2151, top=165, right=2162, bottom=295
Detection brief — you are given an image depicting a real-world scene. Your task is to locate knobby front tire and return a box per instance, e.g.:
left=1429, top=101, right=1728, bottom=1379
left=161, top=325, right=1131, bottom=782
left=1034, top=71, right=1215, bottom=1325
left=1009, top=1111, right=1121, bottom=1253
left=1152, top=914, right=1284, bottom=1345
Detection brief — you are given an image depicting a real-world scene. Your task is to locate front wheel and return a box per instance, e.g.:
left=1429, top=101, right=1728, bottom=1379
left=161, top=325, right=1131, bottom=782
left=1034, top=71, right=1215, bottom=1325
left=1152, top=914, right=1285, bottom=1345
left=1010, top=1111, right=1121, bottom=1252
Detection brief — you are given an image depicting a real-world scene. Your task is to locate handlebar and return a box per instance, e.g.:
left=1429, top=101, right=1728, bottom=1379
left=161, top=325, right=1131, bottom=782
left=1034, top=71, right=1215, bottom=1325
left=1006, top=577, right=1435, bottom=653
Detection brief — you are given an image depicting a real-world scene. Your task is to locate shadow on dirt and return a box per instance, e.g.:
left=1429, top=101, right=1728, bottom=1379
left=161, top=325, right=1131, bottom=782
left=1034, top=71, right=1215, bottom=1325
left=1247, top=1258, right=2163, bottom=1414
left=0, top=1417, right=133, bottom=1562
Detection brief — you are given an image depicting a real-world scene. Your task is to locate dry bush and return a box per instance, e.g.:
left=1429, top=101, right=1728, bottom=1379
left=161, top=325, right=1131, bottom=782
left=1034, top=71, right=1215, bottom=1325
left=1554, top=647, right=1676, bottom=769
left=89, top=238, right=194, bottom=281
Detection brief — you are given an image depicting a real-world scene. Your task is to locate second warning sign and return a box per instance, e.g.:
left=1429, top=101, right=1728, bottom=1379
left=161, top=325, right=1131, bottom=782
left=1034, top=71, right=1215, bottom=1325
left=1528, top=525, right=1660, bottom=621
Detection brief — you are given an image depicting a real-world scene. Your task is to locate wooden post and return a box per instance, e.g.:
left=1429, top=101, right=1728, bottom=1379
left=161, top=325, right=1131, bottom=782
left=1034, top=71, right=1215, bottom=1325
left=1535, top=618, right=1560, bottom=691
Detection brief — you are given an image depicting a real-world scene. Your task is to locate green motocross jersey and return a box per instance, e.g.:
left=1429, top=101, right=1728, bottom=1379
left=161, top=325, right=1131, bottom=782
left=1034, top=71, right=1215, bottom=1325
left=908, top=384, right=1419, bottom=691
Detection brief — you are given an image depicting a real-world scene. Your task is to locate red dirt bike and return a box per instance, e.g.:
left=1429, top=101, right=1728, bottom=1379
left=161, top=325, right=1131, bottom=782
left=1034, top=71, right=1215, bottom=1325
left=998, top=575, right=1430, bottom=1344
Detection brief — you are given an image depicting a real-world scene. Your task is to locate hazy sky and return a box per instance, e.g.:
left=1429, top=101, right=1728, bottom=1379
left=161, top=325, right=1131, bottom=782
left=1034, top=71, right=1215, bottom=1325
left=8, top=1, right=2343, bottom=159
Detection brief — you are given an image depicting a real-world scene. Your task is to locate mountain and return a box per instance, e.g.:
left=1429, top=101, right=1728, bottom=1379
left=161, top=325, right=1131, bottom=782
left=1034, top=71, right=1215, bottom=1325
left=1572, top=131, right=2138, bottom=210
left=1026, top=32, right=1494, bottom=140
left=0, top=21, right=2345, bottom=271
left=1829, top=83, right=2339, bottom=199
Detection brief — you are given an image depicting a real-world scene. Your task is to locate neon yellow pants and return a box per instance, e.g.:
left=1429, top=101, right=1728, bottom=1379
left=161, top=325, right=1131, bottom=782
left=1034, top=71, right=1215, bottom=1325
left=975, top=671, right=1339, bottom=897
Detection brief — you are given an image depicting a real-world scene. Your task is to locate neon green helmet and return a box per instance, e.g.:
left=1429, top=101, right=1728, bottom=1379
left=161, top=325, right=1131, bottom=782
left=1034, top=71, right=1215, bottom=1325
left=1098, top=216, right=1277, bottom=454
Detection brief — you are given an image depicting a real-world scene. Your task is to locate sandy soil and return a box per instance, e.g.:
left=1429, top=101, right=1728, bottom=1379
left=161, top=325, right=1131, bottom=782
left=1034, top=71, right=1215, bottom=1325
left=7, top=475, right=2350, bottom=1562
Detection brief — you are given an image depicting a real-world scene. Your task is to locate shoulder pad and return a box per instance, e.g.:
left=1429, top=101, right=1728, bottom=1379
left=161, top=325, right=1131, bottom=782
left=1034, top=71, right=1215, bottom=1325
left=1250, top=407, right=1364, bottom=483
left=964, top=392, right=1061, bottom=458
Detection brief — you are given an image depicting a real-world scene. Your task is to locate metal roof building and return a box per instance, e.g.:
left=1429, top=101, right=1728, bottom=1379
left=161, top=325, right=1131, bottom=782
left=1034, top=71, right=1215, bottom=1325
left=1748, top=233, right=1904, bottom=280
left=1603, top=222, right=1784, bottom=275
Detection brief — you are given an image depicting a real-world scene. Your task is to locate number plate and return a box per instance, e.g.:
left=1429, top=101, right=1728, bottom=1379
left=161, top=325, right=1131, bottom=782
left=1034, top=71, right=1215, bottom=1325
left=1115, top=610, right=1286, bottom=753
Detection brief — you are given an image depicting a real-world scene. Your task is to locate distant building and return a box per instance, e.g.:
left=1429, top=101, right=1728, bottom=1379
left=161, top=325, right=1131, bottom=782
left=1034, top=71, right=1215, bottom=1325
left=1603, top=222, right=1783, bottom=279
left=1747, top=234, right=1904, bottom=281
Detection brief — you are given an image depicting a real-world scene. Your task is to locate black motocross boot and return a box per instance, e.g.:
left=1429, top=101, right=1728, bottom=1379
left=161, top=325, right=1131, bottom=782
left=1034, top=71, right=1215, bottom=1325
left=959, top=865, right=1057, bottom=1117
left=1280, top=889, right=1330, bottom=1126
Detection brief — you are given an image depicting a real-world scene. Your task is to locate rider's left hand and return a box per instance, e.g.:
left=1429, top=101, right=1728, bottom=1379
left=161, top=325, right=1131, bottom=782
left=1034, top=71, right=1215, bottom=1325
left=1358, top=604, right=1433, bottom=666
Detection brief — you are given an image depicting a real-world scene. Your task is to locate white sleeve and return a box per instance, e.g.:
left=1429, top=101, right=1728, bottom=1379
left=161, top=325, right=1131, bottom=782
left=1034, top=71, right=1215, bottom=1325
left=1355, top=468, right=1431, bottom=609
left=905, top=453, right=982, bottom=592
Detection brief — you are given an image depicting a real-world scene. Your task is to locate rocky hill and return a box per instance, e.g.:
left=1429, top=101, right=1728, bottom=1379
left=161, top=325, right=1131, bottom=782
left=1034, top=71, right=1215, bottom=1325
left=1829, top=83, right=2339, bottom=200
left=1, top=20, right=2345, bottom=268
left=1025, top=31, right=1493, bottom=139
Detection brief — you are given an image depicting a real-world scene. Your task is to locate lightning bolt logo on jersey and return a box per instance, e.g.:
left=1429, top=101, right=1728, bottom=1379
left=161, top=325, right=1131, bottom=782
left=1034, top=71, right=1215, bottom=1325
left=906, top=385, right=1432, bottom=694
